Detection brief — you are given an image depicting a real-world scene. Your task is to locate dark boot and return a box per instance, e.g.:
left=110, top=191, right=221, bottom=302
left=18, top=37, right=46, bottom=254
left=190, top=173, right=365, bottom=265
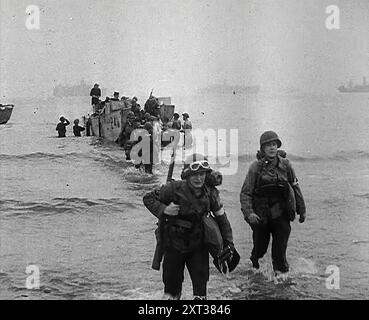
left=250, top=256, right=260, bottom=269
left=163, top=293, right=181, bottom=300
left=144, top=164, right=153, bottom=174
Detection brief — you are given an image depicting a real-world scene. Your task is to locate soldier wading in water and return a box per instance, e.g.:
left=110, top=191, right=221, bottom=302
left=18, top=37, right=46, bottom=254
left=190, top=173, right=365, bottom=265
left=143, top=153, right=239, bottom=300
left=240, top=131, right=306, bottom=276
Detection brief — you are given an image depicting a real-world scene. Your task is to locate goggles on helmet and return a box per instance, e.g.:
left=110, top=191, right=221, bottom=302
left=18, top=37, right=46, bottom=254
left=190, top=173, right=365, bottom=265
left=189, top=160, right=210, bottom=172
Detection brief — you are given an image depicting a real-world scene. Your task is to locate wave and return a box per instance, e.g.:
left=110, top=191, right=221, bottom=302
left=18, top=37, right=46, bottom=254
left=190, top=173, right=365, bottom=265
left=237, top=150, right=369, bottom=163
left=0, top=198, right=138, bottom=218
left=0, top=152, right=90, bottom=162
left=0, top=151, right=132, bottom=170
left=2, top=148, right=369, bottom=167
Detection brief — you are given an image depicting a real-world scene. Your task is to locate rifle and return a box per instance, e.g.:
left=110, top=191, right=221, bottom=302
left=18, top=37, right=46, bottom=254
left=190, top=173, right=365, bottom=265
left=151, top=142, right=177, bottom=270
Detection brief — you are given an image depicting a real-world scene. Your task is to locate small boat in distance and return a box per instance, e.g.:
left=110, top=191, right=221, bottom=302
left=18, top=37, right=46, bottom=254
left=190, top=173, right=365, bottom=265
left=0, top=104, right=14, bottom=124
left=338, top=77, right=369, bottom=93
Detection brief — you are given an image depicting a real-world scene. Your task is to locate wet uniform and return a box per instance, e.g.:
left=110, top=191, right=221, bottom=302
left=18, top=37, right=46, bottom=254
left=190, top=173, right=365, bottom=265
left=56, top=119, right=70, bottom=137
left=117, top=119, right=137, bottom=160
left=182, top=120, right=193, bottom=148
left=144, top=97, right=159, bottom=116
left=143, top=180, right=234, bottom=298
left=73, top=125, right=85, bottom=137
left=134, top=127, right=154, bottom=174
left=172, top=119, right=181, bottom=130
left=240, top=154, right=306, bottom=272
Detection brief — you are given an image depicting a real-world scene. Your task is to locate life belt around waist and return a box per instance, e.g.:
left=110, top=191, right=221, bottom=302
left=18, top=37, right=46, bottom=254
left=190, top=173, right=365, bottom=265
left=170, top=218, right=193, bottom=229
left=254, top=182, right=289, bottom=198
left=253, top=182, right=296, bottom=221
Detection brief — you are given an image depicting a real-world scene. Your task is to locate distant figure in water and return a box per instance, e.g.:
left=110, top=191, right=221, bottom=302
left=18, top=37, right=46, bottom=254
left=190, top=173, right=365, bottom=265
left=73, top=119, right=85, bottom=137
left=56, top=116, right=70, bottom=137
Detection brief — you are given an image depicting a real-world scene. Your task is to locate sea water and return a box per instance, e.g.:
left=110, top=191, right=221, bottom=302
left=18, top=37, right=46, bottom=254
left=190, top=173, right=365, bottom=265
left=0, top=92, right=368, bottom=299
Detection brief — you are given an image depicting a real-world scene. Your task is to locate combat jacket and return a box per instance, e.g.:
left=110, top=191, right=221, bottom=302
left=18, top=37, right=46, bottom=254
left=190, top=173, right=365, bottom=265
left=143, top=180, right=234, bottom=254
left=240, top=155, right=306, bottom=223
left=117, top=120, right=137, bottom=147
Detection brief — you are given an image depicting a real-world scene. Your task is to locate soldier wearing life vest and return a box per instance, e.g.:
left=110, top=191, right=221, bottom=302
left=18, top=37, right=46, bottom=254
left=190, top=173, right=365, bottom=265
left=240, top=131, right=306, bottom=275
left=134, top=122, right=155, bottom=174
left=117, top=111, right=138, bottom=160
left=181, top=113, right=193, bottom=149
left=143, top=154, right=238, bottom=300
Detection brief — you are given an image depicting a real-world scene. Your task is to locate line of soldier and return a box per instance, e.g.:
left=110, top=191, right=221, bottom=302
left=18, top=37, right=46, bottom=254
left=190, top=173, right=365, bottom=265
left=90, top=83, right=192, bottom=131
left=115, top=104, right=193, bottom=174
left=90, top=83, right=194, bottom=174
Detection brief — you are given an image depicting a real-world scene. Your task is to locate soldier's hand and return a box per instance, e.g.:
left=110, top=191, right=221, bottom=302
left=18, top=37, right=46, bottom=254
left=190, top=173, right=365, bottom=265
left=164, top=203, right=180, bottom=216
left=248, top=213, right=261, bottom=225
left=299, top=212, right=306, bottom=223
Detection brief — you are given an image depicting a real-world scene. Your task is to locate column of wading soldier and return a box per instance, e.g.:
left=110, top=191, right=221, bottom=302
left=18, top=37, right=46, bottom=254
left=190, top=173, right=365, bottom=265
left=55, top=84, right=193, bottom=175
left=143, top=132, right=306, bottom=299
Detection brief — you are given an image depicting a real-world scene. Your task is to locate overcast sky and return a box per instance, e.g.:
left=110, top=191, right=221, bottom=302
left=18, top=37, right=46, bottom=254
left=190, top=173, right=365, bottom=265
left=0, top=0, right=368, bottom=99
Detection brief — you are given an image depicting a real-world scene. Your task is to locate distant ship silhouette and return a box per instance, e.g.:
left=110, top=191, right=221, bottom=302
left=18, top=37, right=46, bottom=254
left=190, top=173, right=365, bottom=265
left=338, top=77, right=369, bottom=93
left=53, top=80, right=91, bottom=97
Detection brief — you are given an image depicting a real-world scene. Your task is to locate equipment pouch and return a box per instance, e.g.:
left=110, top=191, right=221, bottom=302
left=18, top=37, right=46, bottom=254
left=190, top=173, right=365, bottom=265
left=202, top=212, right=223, bottom=259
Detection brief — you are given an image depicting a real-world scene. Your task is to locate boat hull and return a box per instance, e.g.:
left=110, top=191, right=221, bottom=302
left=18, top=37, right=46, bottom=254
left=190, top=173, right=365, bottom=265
left=87, top=101, right=175, bottom=145
left=0, top=104, right=14, bottom=124
left=89, top=102, right=131, bottom=142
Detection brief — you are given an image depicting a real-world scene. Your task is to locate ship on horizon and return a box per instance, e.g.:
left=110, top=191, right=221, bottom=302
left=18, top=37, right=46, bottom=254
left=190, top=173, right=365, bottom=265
left=53, top=80, right=92, bottom=97
left=338, top=77, right=369, bottom=93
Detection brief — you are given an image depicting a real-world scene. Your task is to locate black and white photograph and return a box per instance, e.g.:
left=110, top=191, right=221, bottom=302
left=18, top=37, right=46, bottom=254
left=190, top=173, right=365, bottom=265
left=0, top=0, right=368, bottom=304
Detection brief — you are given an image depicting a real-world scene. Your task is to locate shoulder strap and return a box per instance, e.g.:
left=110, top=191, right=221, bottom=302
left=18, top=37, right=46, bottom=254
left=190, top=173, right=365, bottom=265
left=282, top=158, right=295, bottom=185
left=255, top=160, right=265, bottom=190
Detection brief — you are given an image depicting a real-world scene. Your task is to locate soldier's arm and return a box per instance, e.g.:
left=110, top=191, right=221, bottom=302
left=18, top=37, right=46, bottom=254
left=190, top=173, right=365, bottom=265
left=240, top=161, right=258, bottom=221
left=208, top=187, right=234, bottom=249
left=288, top=163, right=306, bottom=216
left=143, top=182, right=176, bottom=219
left=239, top=162, right=258, bottom=221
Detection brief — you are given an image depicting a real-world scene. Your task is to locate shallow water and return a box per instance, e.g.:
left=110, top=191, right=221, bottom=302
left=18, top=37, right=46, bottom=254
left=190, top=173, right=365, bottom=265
left=0, top=92, right=368, bottom=299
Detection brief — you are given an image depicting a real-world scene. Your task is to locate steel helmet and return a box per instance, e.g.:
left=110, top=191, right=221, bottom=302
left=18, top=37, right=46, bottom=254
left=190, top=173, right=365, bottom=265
left=127, top=111, right=135, bottom=119
left=260, top=131, right=282, bottom=148
left=181, top=153, right=211, bottom=180
left=144, top=122, right=153, bottom=133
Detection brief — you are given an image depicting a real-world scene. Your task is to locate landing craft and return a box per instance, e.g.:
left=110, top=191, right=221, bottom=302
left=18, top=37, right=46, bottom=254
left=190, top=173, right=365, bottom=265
left=0, top=104, right=14, bottom=125
left=84, top=97, right=175, bottom=147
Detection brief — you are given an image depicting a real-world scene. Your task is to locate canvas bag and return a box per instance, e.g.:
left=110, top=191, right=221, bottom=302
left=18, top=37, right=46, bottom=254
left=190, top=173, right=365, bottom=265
left=202, top=212, right=223, bottom=259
